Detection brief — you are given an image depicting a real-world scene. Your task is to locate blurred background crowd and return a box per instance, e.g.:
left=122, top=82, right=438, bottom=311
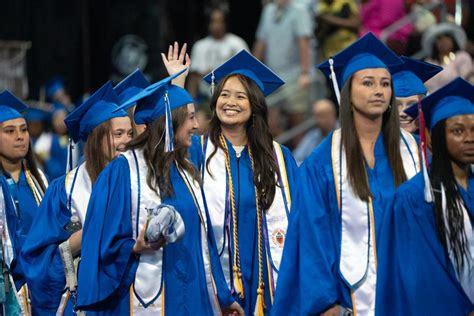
left=0, top=0, right=472, bottom=180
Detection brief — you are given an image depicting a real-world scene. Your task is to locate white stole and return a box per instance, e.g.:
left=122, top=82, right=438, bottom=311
left=65, top=163, right=92, bottom=225
left=124, top=149, right=220, bottom=315
left=202, top=138, right=291, bottom=290
left=331, top=128, right=419, bottom=315
left=441, top=186, right=474, bottom=303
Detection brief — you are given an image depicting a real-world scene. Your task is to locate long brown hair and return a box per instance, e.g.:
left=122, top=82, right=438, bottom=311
left=125, top=105, right=199, bottom=198
left=340, top=76, right=407, bottom=201
left=84, top=120, right=114, bottom=183
left=206, top=74, right=279, bottom=210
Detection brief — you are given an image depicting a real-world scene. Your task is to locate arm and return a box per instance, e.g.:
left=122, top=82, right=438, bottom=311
left=252, top=39, right=266, bottom=61
left=161, top=42, right=191, bottom=88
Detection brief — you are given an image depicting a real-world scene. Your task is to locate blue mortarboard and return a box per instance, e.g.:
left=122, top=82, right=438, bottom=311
left=116, top=69, right=193, bottom=152
left=45, top=76, right=65, bottom=99
left=202, top=49, right=285, bottom=97
left=420, top=77, right=474, bottom=130
left=25, top=108, right=52, bottom=122
left=114, top=69, right=150, bottom=106
left=318, top=32, right=403, bottom=103
left=64, top=81, right=127, bottom=142
left=0, top=90, right=28, bottom=123
left=392, top=56, right=443, bottom=97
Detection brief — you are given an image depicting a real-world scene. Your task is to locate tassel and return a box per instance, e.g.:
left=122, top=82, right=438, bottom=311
left=233, top=266, right=245, bottom=299
left=254, top=285, right=266, bottom=316
left=210, top=71, right=216, bottom=95
left=164, top=91, right=174, bottom=152
left=329, top=58, right=341, bottom=106
left=417, top=98, right=433, bottom=202
left=66, top=138, right=75, bottom=173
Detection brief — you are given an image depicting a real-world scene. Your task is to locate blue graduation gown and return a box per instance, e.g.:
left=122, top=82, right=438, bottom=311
left=76, top=155, right=234, bottom=315
left=44, top=134, right=68, bottom=180
left=20, top=175, right=77, bottom=315
left=1, top=170, right=43, bottom=290
left=272, top=132, right=404, bottom=315
left=192, top=136, right=299, bottom=315
left=376, top=172, right=474, bottom=315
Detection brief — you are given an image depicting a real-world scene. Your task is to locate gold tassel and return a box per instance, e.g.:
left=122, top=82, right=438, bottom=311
left=254, top=285, right=266, bottom=316
left=233, top=266, right=245, bottom=299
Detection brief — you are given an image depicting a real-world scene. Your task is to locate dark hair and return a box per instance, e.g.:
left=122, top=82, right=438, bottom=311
left=430, top=120, right=470, bottom=273
left=431, top=33, right=461, bottom=62
left=84, top=120, right=114, bottom=183
left=205, top=4, right=229, bottom=26
left=339, top=75, right=407, bottom=201
left=206, top=74, right=280, bottom=211
left=24, top=142, right=47, bottom=192
left=126, top=105, right=199, bottom=198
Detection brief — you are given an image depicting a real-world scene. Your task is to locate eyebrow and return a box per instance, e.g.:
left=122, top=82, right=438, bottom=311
left=221, top=88, right=247, bottom=94
left=361, top=76, right=391, bottom=80
left=2, top=124, right=27, bottom=129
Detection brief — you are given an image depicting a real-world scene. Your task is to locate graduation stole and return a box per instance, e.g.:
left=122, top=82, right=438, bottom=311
left=202, top=134, right=291, bottom=315
left=22, top=160, right=46, bottom=206
left=124, top=149, right=220, bottom=315
left=441, top=185, right=474, bottom=303
left=331, top=128, right=419, bottom=313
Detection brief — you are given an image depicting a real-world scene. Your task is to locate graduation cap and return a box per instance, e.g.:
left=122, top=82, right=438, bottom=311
left=202, top=49, right=285, bottom=97
left=64, top=81, right=127, bottom=143
left=392, top=56, right=443, bottom=98
left=113, top=68, right=150, bottom=106
left=25, top=108, right=52, bottom=122
left=420, top=77, right=474, bottom=131
left=318, top=32, right=403, bottom=104
left=116, top=69, right=193, bottom=152
left=0, top=90, right=28, bottom=123
left=45, top=76, right=65, bottom=99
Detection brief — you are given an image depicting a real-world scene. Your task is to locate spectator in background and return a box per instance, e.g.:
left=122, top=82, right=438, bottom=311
left=315, top=0, right=360, bottom=60
left=423, top=22, right=473, bottom=92
left=293, top=98, right=338, bottom=165
left=44, top=76, right=75, bottom=111
left=34, top=103, right=70, bottom=180
left=253, top=0, right=314, bottom=146
left=188, top=5, right=249, bottom=106
left=360, top=0, right=413, bottom=54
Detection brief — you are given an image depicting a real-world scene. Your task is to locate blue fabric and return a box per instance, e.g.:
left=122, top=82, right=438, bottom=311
left=0, top=171, right=41, bottom=291
left=20, top=176, right=71, bottom=315
left=202, top=49, right=285, bottom=97
left=64, top=81, right=127, bottom=142
left=318, top=32, right=403, bottom=88
left=392, top=56, right=442, bottom=98
left=420, top=77, right=474, bottom=130
left=44, top=134, right=68, bottom=180
left=192, top=136, right=298, bottom=315
left=376, top=173, right=474, bottom=315
left=0, top=90, right=28, bottom=123
left=114, top=69, right=150, bottom=106
left=76, top=155, right=233, bottom=314
left=272, top=131, right=403, bottom=315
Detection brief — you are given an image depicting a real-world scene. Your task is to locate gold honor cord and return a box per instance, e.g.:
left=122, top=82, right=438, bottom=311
left=219, top=134, right=245, bottom=299
left=22, top=160, right=43, bottom=206
left=219, top=134, right=266, bottom=314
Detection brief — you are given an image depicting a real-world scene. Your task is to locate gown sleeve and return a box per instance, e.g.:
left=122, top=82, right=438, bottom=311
left=20, top=177, right=70, bottom=315
left=272, top=150, right=342, bottom=315
left=76, top=157, right=139, bottom=310
left=376, top=175, right=474, bottom=315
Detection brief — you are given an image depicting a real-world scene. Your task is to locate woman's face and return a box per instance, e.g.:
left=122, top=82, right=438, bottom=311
left=351, top=68, right=392, bottom=119
left=216, top=76, right=252, bottom=130
left=445, top=114, right=474, bottom=165
left=0, top=118, right=30, bottom=163
left=106, top=116, right=133, bottom=158
left=396, top=95, right=420, bottom=133
left=435, top=34, right=454, bottom=55
left=175, top=104, right=199, bottom=148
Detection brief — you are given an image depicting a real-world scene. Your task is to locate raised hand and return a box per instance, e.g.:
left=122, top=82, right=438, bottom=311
left=161, top=42, right=190, bottom=88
